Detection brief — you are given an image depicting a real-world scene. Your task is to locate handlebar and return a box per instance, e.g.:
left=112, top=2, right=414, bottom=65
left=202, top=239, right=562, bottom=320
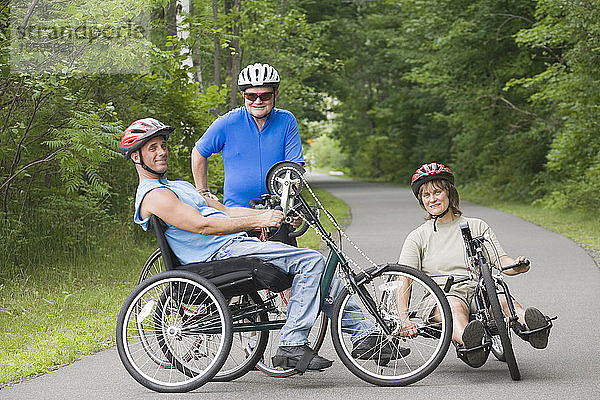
left=249, top=195, right=313, bottom=239
left=444, top=259, right=530, bottom=293
left=501, top=259, right=530, bottom=272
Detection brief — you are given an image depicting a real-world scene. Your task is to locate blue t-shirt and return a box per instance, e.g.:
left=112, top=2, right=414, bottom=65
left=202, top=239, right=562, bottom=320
left=195, top=106, right=304, bottom=207
left=134, top=178, right=245, bottom=264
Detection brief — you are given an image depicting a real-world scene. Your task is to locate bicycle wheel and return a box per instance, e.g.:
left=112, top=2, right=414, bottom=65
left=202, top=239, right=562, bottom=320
left=480, top=264, right=520, bottom=380
left=213, top=292, right=269, bottom=381
left=331, top=264, right=452, bottom=386
left=254, top=289, right=328, bottom=378
left=138, top=248, right=166, bottom=284
left=117, top=271, right=233, bottom=393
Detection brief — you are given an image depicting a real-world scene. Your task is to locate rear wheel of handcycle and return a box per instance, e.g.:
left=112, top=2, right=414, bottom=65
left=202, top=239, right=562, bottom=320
left=138, top=248, right=165, bottom=284
left=480, top=264, right=520, bottom=380
left=331, top=264, right=452, bottom=386
left=116, top=270, right=233, bottom=393
left=254, top=289, right=329, bottom=378
left=212, top=292, right=270, bottom=381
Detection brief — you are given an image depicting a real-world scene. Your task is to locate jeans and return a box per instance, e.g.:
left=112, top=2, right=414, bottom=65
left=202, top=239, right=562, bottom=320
left=212, top=236, right=374, bottom=346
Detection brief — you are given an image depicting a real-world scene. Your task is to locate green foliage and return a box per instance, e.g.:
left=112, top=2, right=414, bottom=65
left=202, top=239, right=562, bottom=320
left=306, top=131, right=346, bottom=171
left=296, top=0, right=599, bottom=212
left=511, top=0, right=600, bottom=210
left=238, top=0, right=334, bottom=123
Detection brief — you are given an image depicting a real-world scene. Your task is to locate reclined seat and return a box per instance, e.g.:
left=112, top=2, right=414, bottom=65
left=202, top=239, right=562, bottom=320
left=148, top=214, right=293, bottom=297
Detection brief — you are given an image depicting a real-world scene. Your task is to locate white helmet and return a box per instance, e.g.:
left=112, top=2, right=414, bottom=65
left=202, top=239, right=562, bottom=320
left=238, top=63, right=280, bottom=91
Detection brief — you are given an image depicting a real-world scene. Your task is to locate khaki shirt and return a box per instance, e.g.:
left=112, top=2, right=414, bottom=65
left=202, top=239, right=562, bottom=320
left=399, top=216, right=506, bottom=286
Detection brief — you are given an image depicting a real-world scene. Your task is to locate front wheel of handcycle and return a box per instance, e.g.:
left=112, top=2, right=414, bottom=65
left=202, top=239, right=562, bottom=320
left=480, top=264, right=520, bottom=380
left=331, top=264, right=452, bottom=386
left=116, top=270, right=233, bottom=393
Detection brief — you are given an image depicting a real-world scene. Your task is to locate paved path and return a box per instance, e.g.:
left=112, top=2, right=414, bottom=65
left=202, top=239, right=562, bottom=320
left=2, top=172, right=599, bottom=399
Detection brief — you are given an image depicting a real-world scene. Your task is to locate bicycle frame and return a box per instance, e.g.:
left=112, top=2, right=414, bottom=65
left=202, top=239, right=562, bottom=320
left=227, top=192, right=386, bottom=335
left=461, top=225, right=520, bottom=329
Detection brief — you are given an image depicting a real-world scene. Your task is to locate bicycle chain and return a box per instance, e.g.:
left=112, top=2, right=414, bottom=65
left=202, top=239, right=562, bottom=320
left=290, top=175, right=379, bottom=274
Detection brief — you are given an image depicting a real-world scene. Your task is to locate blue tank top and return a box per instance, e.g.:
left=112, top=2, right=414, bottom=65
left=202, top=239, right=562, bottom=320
left=195, top=106, right=304, bottom=207
left=134, top=178, right=244, bottom=264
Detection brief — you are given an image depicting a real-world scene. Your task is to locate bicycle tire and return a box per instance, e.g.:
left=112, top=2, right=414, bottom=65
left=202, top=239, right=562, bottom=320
left=116, top=271, right=233, bottom=393
left=254, top=290, right=328, bottom=378
left=331, top=264, right=452, bottom=386
left=480, top=264, right=520, bottom=380
left=138, top=248, right=166, bottom=284
left=212, top=292, right=269, bottom=381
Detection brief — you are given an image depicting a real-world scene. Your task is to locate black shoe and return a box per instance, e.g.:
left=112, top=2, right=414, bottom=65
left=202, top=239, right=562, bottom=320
left=458, top=320, right=487, bottom=368
left=351, top=334, right=411, bottom=362
left=272, top=344, right=333, bottom=371
left=525, top=307, right=550, bottom=349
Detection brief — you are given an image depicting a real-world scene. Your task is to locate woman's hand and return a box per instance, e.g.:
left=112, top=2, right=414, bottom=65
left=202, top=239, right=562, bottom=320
left=501, top=255, right=530, bottom=275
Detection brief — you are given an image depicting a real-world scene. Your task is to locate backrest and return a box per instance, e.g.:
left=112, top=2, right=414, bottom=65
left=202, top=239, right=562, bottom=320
left=148, top=214, right=180, bottom=271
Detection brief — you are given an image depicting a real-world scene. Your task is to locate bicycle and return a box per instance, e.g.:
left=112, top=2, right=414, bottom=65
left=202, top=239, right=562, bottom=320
left=116, top=161, right=453, bottom=392
left=444, top=221, right=555, bottom=380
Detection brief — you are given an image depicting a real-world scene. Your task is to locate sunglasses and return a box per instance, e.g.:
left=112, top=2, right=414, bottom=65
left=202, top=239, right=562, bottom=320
left=243, top=91, right=275, bottom=102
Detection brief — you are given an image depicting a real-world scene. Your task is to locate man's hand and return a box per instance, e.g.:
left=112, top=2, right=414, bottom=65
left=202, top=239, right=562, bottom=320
left=259, top=209, right=284, bottom=228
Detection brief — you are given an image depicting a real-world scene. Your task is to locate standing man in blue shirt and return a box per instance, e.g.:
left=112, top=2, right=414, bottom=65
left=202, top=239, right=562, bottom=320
left=191, top=63, right=304, bottom=244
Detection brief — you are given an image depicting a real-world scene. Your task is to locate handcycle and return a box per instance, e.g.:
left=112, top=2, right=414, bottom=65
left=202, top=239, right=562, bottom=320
left=135, top=194, right=328, bottom=381
left=116, top=162, right=453, bottom=392
left=444, top=221, right=555, bottom=380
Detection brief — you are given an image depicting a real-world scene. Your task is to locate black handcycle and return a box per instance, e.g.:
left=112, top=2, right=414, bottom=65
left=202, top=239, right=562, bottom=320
left=116, top=162, right=453, bottom=392
left=444, top=222, right=555, bottom=380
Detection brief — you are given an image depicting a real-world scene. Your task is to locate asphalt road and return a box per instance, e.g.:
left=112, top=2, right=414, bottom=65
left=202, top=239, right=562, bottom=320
left=2, top=172, right=599, bottom=400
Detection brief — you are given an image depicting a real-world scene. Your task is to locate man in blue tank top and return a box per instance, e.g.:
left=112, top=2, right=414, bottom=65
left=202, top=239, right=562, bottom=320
left=121, top=118, right=409, bottom=371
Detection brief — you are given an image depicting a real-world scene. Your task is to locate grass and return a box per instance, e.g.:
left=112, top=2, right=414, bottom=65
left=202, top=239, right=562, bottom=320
left=0, top=188, right=350, bottom=385
left=0, top=225, right=156, bottom=385
left=461, top=192, right=600, bottom=264
left=296, top=188, right=351, bottom=251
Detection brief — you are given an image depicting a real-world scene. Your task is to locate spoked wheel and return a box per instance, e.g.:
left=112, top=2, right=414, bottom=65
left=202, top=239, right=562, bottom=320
left=265, top=161, right=305, bottom=215
left=254, top=289, right=328, bottom=378
left=138, top=248, right=166, bottom=284
left=212, top=292, right=270, bottom=381
left=480, top=264, right=520, bottom=380
left=116, top=271, right=232, bottom=393
left=331, top=264, right=452, bottom=386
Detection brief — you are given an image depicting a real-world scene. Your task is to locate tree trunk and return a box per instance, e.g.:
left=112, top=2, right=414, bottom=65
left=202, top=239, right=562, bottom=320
left=166, top=1, right=178, bottom=37
left=229, top=0, right=241, bottom=108
left=212, top=0, right=221, bottom=87
left=176, top=0, right=200, bottom=85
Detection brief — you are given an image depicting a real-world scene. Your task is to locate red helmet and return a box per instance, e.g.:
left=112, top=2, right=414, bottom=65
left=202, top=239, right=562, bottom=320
left=120, top=118, right=174, bottom=160
left=410, top=162, right=454, bottom=198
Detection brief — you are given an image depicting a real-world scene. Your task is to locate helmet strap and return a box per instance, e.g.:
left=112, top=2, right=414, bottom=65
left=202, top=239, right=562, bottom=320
left=251, top=111, right=271, bottom=120
left=134, top=150, right=167, bottom=178
left=430, top=207, right=450, bottom=232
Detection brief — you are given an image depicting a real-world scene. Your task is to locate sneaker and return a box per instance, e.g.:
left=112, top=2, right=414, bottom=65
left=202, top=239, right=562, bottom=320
left=351, top=334, right=411, bottom=361
left=459, top=320, right=487, bottom=368
left=272, top=344, right=333, bottom=371
left=525, top=307, right=550, bottom=349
